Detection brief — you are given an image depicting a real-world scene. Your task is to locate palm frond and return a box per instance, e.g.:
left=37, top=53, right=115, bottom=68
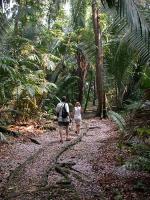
left=124, top=29, right=150, bottom=65
left=105, top=1, right=150, bottom=66
left=78, top=41, right=96, bottom=64
left=101, top=0, right=150, bottom=45
left=101, top=0, right=149, bottom=31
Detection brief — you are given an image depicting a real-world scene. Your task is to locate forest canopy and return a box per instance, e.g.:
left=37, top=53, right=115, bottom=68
left=0, top=0, right=149, bottom=120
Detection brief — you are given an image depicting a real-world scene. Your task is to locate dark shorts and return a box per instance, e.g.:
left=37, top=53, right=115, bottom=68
left=58, top=122, right=69, bottom=127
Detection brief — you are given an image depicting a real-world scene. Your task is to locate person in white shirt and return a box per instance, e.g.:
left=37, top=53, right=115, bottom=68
left=56, top=96, right=70, bottom=142
left=73, top=102, right=82, bottom=134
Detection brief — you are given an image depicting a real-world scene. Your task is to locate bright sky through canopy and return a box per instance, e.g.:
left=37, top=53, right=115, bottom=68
left=63, top=1, right=71, bottom=16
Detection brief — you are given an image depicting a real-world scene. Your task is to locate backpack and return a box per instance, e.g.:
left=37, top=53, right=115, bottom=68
left=62, top=103, right=68, bottom=118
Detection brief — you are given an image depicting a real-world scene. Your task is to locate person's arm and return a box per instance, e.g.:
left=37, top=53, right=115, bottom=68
left=56, top=104, right=60, bottom=117
left=65, top=103, right=70, bottom=116
left=56, top=105, right=59, bottom=113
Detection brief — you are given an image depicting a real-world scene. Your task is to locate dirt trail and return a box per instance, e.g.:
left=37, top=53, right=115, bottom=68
left=0, top=119, right=149, bottom=200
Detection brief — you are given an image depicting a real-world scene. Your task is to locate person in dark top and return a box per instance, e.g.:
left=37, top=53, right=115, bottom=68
left=56, top=96, right=70, bottom=142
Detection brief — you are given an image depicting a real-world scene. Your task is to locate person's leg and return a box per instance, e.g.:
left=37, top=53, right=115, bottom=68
left=75, top=120, right=80, bottom=134
left=75, top=123, right=77, bottom=133
left=66, top=124, right=70, bottom=140
left=77, top=124, right=80, bottom=134
left=75, top=119, right=78, bottom=134
left=59, top=126, right=63, bottom=142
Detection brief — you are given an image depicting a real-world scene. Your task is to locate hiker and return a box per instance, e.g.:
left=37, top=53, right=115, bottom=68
left=73, top=102, right=82, bottom=134
left=56, top=96, right=70, bottom=142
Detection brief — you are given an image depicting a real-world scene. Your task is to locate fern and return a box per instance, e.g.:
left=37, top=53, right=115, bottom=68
left=125, top=156, right=150, bottom=172
left=108, top=110, right=126, bottom=131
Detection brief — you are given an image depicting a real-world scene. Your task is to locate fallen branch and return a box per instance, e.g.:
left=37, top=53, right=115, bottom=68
left=27, top=137, right=41, bottom=145
left=89, top=126, right=101, bottom=129
left=0, top=126, right=20, bottom=137
left=0, top=126, right=41, bottom=145
left=55, top=165, right=71, bottom=184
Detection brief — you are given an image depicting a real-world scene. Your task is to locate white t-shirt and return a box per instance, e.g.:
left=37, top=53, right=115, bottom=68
left=56, top=102, right=69, bottom=122
left=74, top=106, right=82, bottom=120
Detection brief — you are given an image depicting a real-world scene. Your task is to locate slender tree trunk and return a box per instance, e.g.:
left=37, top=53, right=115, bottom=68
left=93, top=79, right=96, bottom=106
left=14, top=0, right=21, bottom=35
left=103, top=91, right=107, bottom=118
left=92, top=0, right=104, bottom=118
left=47, top=2, right=52, bottom=29
left=76, top=49, right=88, bottom=105
left=84, top=70, right=93, bottom=113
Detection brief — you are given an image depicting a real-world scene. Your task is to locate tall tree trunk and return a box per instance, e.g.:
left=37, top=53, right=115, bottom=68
left=93, top=79, right=96, bottom=106
left=92, top=0, right=104, bottom=118
left=14, top=0, right=21, bottom=35
left=103, top=91, right=107, bottom=118
left=84, top=70, right=93, bottom=113
left=76, top=49, right=88, bottom=105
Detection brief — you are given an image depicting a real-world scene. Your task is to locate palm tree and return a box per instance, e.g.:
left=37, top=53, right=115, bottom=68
left=102, top=0, right=150, bottom=106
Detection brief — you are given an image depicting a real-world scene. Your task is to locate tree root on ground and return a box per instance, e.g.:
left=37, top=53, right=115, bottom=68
left=43, top=122, right=89, bottom=187
left=2, top=141, right=60, bottom=198
left=0, top=126, right=20, bottom=137
left=0, top=126, right=41, bottom=145
left=3, top=123, right=89, bottom=199
left=3, top=185, right=59, bottom=199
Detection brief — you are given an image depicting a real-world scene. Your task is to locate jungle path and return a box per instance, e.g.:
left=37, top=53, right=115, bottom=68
left=0, top=119, right=149, bottom=200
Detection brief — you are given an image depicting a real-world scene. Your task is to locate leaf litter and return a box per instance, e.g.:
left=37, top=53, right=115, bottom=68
left=0, top=118, right=149, bottom=200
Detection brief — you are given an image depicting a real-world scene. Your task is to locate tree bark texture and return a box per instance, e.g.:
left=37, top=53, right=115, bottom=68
left=84, top=70, right=93, bottom=112
left=92, top=0, right=104, bottom=117
left=76, top=49, right=88, bottom=105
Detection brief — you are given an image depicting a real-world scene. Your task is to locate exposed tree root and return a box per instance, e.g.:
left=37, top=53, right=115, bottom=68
left=3, top=123, right=89, bottom=199
left=43, top=122, right=89, bottom=187
left=0, top=126, right=41, bottom=145
left=0, top=126, right=19, bottom=137
left=89, top=126, right=101, bottom=129
left=3, top=185, right=59, bottom=199
left=2, top=141, right=60, bottom=198
left=27, top=137, right=41, bottom=145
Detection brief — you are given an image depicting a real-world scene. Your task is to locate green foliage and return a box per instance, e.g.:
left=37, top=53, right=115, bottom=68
left=125, top=143, right=150, bottom=172
left=125, top=156, right=150, bottom=172
left=70, top=0, right=89, bottom=29
left=136, top=127, right=150, bottom=142
left=0, top=10, right=8, bottom=41
left=131, top=144, right=150, bottom=158
left=124, top=100, right=142, bottom=112
left=140, top=68, right=150, bottom=89
left=0, top=31, right=58, bottom=118
left=57, top=75, right=79, bottom=102
left=133, top=180, right=149, bottom=192
left=108, top=111, right=126, bottom=132
left=0, top=0, right=149, bottom=121
left=104, top=0, right=150, bottom=107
